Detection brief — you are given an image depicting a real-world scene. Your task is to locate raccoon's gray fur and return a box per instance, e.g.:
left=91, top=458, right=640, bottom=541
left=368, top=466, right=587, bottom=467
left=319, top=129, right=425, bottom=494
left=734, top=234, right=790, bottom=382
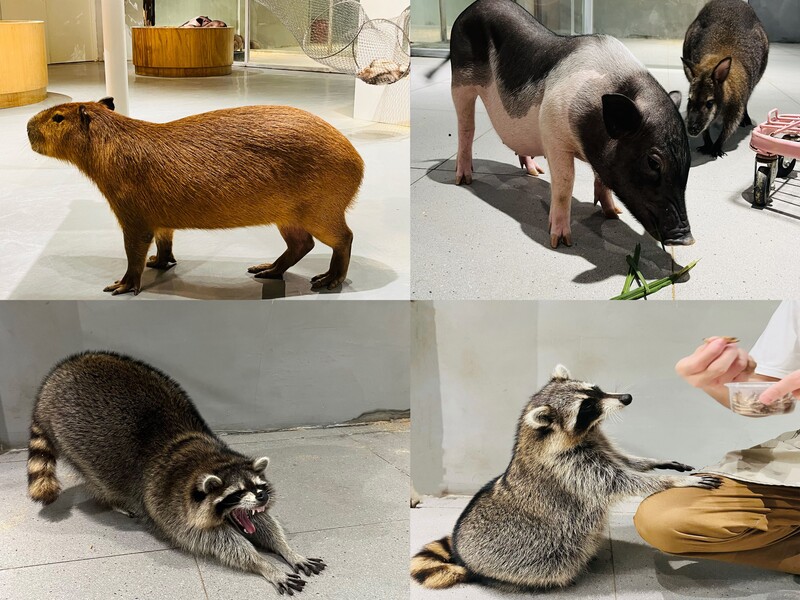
left=681, top=0, right=769, bottom=157
left=28, top=351, right=325, bottom=596
left=411, top=365, right=721, bottom=592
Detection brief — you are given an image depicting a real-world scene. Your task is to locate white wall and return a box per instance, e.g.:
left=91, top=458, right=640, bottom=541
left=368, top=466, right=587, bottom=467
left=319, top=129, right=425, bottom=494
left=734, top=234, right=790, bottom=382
left=0, top=301, right=410, bottom=448
left=412, top=301, right=788, bottom=495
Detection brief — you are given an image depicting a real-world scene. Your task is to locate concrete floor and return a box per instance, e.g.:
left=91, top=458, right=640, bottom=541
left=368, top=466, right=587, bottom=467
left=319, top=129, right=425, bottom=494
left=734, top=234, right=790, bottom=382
left=411, top=41, right=800, bottom=300
left=0, top=421, right=410, bottom=600
left=0, top=63, right=409, bottom=300
left=410, top=495, right=798, bottom=599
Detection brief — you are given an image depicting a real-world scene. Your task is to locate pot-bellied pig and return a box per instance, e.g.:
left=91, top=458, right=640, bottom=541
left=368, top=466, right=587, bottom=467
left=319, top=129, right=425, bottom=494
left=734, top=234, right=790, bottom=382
left=682, top=0, right=769, bottom=158
left=449, top=0, right=693, bottom=248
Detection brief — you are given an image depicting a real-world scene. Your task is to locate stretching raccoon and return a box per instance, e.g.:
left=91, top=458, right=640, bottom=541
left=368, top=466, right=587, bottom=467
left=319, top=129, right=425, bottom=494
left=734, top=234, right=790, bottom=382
left=411, top=365, right=721, bottom=592
left=28, top=351, right=324, bottom=596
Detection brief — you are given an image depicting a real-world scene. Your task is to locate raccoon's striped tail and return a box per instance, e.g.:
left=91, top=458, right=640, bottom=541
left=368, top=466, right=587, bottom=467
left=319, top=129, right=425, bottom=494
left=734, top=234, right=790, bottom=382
left=410, top=536, right=468, bottom=589
left=27, top=420, right=61, bottom=504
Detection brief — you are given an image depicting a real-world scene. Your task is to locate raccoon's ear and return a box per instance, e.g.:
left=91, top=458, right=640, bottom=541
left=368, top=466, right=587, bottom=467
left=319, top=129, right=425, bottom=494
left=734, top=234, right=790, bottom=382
left=713, top=57, right=732, bottom=84
left=551, top=364, right=571, bottom=380
left=252, top=456, right=270, bottom=472
left=198, top=474, right=223, bottom=494
left=524, top=405, right=554, bottom=430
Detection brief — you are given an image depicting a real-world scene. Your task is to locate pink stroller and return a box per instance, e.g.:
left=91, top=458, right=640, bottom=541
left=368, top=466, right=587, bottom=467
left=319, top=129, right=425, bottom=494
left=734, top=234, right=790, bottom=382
left=749, top=109, right=800, bottom=206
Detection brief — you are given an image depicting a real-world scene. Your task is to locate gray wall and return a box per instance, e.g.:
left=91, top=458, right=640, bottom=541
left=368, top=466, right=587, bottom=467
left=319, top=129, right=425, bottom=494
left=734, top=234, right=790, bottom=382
left=751, top=0, right=800, bottom=42
left=0, top=301, right=410, bottom=449
left=412, top=301, right=788, bottom=495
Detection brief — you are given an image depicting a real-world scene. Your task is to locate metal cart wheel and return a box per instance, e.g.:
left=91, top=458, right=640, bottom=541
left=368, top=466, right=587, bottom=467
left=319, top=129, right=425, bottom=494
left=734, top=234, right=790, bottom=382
left=753, top=165, right=771, bottom=207
left=777, top=156, right=797, bottom=179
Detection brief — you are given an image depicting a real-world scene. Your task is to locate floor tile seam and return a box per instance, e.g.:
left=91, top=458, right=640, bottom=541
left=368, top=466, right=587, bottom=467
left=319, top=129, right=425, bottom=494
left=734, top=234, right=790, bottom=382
left=222, top=425, right=405, bottom=446
left=346, top=435, right=411, bottom=477
left=287, top=518, right=408, bottom=536
left=195, top=556, right=211, bottom=600
left=0, top=546, right=176, bottom=573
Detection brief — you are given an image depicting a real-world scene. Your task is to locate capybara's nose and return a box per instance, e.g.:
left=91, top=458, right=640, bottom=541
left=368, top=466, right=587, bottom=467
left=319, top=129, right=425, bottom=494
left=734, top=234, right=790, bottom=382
left=619, top=394, right=633, bottom=406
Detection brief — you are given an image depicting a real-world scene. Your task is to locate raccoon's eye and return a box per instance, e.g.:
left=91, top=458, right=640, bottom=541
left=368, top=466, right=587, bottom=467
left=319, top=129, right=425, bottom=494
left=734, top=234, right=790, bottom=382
left=52, top=114, right=65, bottom=123
left=705, top=100, right=714, bottom=109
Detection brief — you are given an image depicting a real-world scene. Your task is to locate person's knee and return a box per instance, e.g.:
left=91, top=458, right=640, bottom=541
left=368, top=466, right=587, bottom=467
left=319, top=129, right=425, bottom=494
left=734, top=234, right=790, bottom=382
left=634, top=493, right=696, bottom=555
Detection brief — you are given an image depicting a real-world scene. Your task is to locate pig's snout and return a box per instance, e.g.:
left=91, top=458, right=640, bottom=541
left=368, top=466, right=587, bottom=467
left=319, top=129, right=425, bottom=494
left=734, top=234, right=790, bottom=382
left=660, top=225, right=695, bottom=246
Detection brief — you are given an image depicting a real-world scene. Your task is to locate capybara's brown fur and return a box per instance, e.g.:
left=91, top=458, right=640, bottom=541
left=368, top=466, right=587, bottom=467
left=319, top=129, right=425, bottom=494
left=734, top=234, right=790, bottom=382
left=27, top=98, right=364, bottom=295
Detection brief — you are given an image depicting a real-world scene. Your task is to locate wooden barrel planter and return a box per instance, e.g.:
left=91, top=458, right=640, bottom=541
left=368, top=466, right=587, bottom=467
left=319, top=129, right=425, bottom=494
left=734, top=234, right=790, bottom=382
left=132, top=26, right=234, bottom=77
left=0, top=21, right=48, bottom=109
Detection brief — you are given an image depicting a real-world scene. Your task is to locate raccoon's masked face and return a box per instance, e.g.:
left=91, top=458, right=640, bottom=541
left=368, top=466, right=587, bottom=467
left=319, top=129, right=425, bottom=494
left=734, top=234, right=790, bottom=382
left=194, top=456, right=275, bottom=535
left=520, top=365, right=631, bottom=448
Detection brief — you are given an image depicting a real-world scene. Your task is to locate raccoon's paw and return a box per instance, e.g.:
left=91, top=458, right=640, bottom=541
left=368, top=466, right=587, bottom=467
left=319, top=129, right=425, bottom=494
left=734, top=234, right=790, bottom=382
left=685, top=474, right=723, bottom=490
left=267, top=572, right=306, bottom=596
left=655, top=461, right=694, bottom=472
left=291, top=557, right=326, bottom=577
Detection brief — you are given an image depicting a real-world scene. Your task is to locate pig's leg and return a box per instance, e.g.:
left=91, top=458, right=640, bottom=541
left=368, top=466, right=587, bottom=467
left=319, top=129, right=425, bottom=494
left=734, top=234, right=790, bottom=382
left=546, top=149, right=576, bottom=248
left=518, top=154, right=546, bottom=176
left=452, top=86, right=477, bottom=185
left=146, top=228, right=177, bottom=270
left=594, top=176, right=621, bottom=218
left=249, top=225, right=315, bottom=279
left=104, top=223, right=152, bottom=296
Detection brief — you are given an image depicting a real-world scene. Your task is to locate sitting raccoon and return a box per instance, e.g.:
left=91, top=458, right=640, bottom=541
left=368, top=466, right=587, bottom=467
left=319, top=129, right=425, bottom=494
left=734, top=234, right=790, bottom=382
left=411, top=365, right=721, bottom=592
left=27, top=351, right=324, bottom=596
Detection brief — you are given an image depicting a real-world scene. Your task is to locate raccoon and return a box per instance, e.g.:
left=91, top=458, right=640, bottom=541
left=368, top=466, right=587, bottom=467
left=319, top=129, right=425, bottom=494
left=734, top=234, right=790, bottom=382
left=411, top=365, right=721, bottom=592
left=681, top=0, right=769, bottom=157
left=27, top=351, right=324, bottom=596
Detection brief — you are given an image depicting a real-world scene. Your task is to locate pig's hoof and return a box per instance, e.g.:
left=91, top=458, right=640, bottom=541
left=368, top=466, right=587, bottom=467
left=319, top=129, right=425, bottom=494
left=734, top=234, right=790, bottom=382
left=455, top=173, right=473, bottom=185
left=549, top=231, right=573, bottom=249
left=103, top=280, right=139, bottom=296
left=601, top=206, right=622, bottom=219
left=519, top=155, right=545, bottom=176
left=311, top=271, right=345, bottom=290
left=146, top=255, right=176, bottom=270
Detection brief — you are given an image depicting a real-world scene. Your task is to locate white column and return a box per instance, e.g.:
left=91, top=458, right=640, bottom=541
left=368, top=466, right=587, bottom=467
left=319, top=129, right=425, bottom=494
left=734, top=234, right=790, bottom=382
left=100, top=0, right=130, bottom=115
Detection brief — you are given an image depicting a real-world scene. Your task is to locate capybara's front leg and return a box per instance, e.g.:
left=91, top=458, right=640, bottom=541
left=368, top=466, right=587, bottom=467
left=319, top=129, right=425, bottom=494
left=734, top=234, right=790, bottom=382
left=249, top=225, right=315, bottom=279
left=104, top=224, right=152, bottom=296
left=452, top=86, right=477, bottom=185
left=593, top=175, right=621, bottom=219
left=146, top=228, right=177, bottom=270
left=308, top=221, right=353, bottom=290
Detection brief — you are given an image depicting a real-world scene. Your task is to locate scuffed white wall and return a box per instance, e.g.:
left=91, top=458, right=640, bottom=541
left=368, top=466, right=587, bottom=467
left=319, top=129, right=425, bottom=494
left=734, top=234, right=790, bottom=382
left=413, top=301, right=787, bottom=495
left=0, top=301, right=410, bottom=448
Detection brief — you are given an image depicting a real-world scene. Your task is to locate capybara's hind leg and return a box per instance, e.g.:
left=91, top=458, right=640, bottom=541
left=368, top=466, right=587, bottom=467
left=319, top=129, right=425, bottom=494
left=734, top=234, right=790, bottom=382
left=104, top=225, right=153, bottom=296
left=453, top=85, right=478, bottom=185
left=146, top=228, right=177, bottom=270
left=27, top=420, right=61, bottom=505
left=249, top=225, right=315, bottom=279
left=308, top=221, right=353, bottom=290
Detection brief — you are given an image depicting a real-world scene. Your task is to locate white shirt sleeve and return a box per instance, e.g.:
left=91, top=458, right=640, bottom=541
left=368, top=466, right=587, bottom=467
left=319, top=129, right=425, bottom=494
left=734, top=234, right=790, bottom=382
left=751, top=301, right=800, bottom=379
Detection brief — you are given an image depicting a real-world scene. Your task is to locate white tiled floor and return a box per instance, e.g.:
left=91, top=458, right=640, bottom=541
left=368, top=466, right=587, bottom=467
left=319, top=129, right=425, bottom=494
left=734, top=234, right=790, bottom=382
left=0, top=421, right=410, bottom=600
left=411, top=42, right=800, bottom=300
left=0, top=63, right=409, bottom=300
left=410, top=495, right=798, bottom=599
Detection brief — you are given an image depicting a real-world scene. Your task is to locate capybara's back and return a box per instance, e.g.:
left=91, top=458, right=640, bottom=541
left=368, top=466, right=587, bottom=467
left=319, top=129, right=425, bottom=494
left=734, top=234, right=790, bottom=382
left=27, top=101, right=364, bottom=294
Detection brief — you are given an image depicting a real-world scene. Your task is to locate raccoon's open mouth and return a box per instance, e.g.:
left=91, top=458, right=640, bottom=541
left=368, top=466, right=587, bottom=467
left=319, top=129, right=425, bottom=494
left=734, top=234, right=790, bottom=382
left=229, top=505, right=267, bottom=535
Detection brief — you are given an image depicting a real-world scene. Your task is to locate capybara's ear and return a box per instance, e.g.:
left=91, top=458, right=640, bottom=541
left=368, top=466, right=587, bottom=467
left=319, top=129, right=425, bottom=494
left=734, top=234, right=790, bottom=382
left=79, top=105, right=91, bottom=127
left=98, top=97, right=115, bottom=111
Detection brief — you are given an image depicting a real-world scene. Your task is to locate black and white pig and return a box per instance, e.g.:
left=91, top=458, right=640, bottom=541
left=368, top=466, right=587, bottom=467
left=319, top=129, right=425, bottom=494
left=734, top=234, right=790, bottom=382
left=449, top=0, right=693, bottom=248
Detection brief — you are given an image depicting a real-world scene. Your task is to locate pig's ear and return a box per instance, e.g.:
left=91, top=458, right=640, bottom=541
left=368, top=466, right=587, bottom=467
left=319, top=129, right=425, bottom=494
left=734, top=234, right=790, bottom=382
left=602, top=94, right=642, bottom=139
left=680, top=57, right=696, bottom=79
left=713, top=57, right=732, bottom=84
left=668, top=91, right=682, bottom=109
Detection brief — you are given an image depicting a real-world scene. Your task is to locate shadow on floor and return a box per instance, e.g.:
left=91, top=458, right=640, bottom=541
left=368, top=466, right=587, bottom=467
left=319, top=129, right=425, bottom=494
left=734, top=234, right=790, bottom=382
left=689, top=123, right=753, bottom=168
left=424, top=164, right=683, bottom=286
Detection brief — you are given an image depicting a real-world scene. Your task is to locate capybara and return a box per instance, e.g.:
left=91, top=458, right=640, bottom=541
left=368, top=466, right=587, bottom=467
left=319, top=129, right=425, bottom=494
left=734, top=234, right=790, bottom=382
left=27, top=98, right=363, bottom=295
left=682, top=0, right=769, bottom=157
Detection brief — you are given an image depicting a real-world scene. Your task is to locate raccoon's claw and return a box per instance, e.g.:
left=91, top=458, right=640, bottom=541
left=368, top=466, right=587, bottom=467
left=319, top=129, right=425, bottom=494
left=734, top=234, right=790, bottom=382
left=274, top=573, right=306, bottom=595
left=656, top=461, right=695, bottom=472
left=691, top=475, right=723, bottom=489
left=292, top=558, right=326, bottom=577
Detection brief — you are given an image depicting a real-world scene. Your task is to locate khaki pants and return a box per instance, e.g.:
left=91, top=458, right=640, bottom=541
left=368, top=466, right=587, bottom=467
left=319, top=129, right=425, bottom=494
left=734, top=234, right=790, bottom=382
left=634, top=475, right=800, bottom=575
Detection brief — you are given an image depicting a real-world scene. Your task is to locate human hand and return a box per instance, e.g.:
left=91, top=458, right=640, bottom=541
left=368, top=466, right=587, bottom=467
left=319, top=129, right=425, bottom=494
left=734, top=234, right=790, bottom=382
left=675, top=337, right=755, bottom=388
left=759, top=370, right=800, bottom=405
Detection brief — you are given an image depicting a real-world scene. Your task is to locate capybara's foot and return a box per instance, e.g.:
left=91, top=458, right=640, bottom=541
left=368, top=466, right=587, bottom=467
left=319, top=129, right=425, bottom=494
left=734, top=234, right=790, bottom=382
left=103, top=276, right=140, bottom=296
left=146, top=255, right=176, bottom=270
left=518, top=155, right=545, bottom=176
left=311, top=270, right=346, bottom=290
left=250, top=264, right=285, bottom=280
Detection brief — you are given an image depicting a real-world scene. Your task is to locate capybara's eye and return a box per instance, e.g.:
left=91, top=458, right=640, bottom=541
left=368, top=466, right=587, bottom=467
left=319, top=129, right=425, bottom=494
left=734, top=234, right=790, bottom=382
left=52, top=114, right=65, bottom=123
left=705, top=100, right=714, bottom=109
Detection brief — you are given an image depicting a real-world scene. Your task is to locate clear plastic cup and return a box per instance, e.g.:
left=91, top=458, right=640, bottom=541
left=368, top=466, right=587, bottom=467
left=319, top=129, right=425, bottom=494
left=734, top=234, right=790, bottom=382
left=724, top=382, right=795, bottom=417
